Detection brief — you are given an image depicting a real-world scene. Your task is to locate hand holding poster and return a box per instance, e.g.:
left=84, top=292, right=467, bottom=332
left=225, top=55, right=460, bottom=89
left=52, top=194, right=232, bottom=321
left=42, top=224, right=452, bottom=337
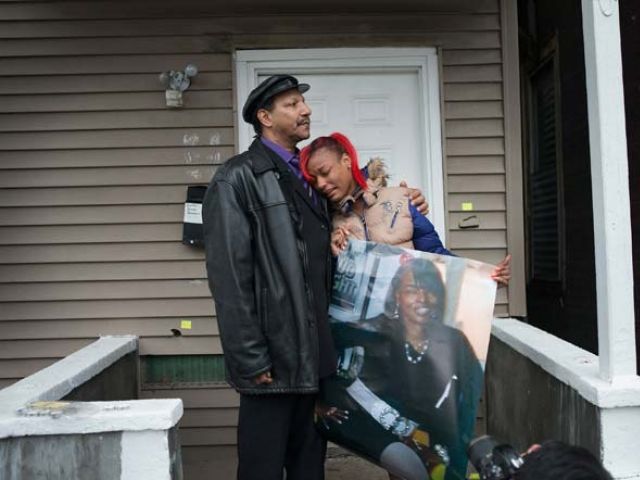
left=317, top=240, right=498, bottom=480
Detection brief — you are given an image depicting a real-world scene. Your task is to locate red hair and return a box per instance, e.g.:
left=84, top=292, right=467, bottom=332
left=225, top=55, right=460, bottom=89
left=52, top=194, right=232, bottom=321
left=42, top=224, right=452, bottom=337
left=300, top=132, right=368, bottom=190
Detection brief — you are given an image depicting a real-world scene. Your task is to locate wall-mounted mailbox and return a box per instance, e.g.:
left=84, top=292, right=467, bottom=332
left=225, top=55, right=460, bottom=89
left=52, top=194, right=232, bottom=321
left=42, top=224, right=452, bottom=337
left=183, top=186, right=207, bottom=247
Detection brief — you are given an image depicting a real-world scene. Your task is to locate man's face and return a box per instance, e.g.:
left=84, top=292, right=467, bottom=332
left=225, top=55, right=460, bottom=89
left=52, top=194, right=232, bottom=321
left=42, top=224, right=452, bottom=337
left=259, top=89, right=311, bottom=146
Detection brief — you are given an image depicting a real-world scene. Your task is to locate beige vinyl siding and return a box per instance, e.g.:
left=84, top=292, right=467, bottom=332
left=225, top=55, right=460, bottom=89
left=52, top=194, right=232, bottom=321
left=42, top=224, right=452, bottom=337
left=442, top=39, right=509, bottom=316
left=0, top=318, right=218, bottom=339
left=0, top=10, right=233, bottom=473
left=0, top=0, right=515, bottom=476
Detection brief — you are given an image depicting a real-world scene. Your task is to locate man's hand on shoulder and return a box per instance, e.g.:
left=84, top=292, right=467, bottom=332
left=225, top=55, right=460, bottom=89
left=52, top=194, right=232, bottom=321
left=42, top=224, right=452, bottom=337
left=253, top=371, right=273, bottom=385
left=399, top=180, right=429, bottom=215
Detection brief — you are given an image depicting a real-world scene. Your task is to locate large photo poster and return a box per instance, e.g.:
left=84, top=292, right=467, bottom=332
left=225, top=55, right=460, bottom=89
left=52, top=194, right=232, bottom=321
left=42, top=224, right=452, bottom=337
left=317, top=240, right=497, bottom=480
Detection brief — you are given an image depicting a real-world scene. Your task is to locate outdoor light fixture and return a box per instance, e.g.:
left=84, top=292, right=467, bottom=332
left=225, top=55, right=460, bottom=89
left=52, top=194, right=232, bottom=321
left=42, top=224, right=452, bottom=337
left=159, top=63, right=199, bottom=108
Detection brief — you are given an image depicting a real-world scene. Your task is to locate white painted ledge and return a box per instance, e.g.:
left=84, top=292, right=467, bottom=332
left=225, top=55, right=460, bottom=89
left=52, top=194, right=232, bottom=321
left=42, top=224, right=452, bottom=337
left=0, top=335, right=183, bottom=440
left=492, top=318, right=640, bottom=408
left=0, top=399, right=183, bottom=439
left=0, top=335, right=138, bottom=413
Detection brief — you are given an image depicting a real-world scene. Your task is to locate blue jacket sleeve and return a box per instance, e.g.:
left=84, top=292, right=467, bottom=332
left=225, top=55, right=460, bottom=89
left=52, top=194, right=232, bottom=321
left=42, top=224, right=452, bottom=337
left=410, top=203, right=454, bottom=256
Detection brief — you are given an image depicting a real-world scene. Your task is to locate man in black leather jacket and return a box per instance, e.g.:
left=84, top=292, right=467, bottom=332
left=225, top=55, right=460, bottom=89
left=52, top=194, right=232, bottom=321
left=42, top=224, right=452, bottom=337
left=203, top=75, right=336, bottom=480
left=204, top=75, right=428, bottom=480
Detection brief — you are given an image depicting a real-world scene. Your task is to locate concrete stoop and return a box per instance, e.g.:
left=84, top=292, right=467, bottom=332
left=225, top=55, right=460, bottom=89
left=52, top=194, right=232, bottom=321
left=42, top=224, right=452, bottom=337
left=325, top=445, right=388, bottom=480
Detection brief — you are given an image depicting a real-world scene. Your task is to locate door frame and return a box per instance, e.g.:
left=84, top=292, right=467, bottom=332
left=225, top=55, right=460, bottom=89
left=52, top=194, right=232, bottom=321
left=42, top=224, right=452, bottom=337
left=234, top=47, right=446, bottom=240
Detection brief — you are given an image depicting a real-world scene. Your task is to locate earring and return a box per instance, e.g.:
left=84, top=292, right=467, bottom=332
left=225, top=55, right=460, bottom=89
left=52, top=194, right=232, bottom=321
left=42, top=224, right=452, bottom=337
left=391, top=305, right=400, bottom=320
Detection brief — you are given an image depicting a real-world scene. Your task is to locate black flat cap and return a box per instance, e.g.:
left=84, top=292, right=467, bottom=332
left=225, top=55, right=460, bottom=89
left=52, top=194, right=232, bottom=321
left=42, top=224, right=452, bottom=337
left=242, top=74, right=310, bottom=124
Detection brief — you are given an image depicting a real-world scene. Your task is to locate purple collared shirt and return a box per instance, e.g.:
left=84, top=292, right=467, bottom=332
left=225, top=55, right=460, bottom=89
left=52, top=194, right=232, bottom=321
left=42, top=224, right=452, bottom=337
left=260, top=137, right=316, bottom=204
left=260, top=137, right=300, bottom=174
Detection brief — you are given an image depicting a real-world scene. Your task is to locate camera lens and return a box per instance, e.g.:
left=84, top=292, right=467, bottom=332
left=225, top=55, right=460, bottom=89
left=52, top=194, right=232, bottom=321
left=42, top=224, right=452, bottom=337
left=468, top=435, right=499, bottom=469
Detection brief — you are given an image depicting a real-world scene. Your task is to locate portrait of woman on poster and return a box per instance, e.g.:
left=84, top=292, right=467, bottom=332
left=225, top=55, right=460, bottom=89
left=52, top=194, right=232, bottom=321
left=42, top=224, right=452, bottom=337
left=319, top=256, right=483, bottom=480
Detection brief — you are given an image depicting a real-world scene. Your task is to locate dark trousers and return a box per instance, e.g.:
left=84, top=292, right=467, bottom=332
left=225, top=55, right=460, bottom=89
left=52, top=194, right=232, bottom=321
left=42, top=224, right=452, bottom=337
left=237, top=393, right=326, bottom=480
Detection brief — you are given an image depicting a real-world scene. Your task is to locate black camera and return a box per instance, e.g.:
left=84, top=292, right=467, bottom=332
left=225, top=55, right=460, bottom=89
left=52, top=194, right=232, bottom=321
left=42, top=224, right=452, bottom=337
left=467, top=435, right=525, bottom=480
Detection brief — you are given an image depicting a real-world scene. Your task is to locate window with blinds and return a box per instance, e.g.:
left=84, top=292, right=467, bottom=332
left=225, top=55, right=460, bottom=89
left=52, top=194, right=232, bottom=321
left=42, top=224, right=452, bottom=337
left=528, top=58, right=564, bottom=283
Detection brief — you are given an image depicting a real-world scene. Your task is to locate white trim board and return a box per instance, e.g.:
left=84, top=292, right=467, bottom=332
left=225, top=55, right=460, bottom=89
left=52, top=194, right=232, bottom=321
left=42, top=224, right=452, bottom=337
left=234, top=48, right=447, bottom=241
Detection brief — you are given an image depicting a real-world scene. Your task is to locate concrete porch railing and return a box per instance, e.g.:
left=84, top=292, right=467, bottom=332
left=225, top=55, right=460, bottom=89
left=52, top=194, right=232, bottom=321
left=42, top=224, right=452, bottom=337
left=0, top=335, right=183, bottom=480
left=486, top=318, right=640, bottom=480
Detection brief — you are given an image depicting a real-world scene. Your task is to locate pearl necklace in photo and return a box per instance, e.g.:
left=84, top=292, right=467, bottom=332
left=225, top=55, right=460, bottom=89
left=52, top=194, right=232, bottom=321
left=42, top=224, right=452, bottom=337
left=404, top=340, right=429, bottom=364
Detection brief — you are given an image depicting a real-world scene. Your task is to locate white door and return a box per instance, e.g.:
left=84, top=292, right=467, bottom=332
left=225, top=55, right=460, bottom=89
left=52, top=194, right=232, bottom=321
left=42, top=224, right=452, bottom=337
left=236, top=48, right=445, bottom=239
left=287, top=72, right=422, bottom=188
